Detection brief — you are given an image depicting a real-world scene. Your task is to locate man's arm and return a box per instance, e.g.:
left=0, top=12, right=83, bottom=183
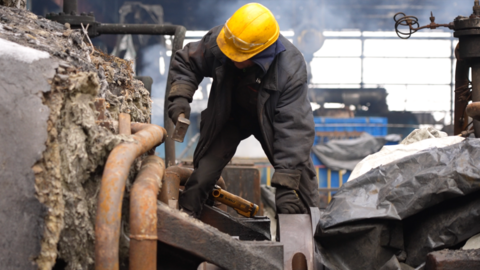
left=168, top=29, right=217, bottom=102
left=271, top=78, right=315, bottom=191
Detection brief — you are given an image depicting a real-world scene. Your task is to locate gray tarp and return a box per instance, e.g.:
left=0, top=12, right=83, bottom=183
left=312, top=133, right=385, bottom=171
left=314, top=138, right=480, bottom=269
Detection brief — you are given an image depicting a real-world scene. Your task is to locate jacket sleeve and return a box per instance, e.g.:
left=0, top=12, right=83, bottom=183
left=168, top=28, right=217, bottom=102
left=271, top=77, right=315, bottom=191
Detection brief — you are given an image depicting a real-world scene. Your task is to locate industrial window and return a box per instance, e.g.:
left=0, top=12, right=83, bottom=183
left=310, top=31, right=456, bottom=125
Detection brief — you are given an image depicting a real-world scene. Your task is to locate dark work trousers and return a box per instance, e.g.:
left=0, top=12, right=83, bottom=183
left=179, top=121, right=268, bottom=217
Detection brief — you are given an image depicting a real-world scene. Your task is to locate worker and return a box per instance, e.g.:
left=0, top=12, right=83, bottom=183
left=167, top=3, right=321, bottom=218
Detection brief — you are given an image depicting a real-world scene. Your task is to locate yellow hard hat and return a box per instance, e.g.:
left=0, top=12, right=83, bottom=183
left=217, top=3, right=280, bottom=62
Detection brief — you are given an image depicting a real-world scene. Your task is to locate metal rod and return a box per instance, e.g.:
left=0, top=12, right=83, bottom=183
left=454, top=43, right=470, bottom=135
left=129, top=155, right=165, bottom=270
left=158, top=166, right=193, bottom=207
left=472, top=63, right=480, bottom=137
left=96, top=24, right=184, bottom=36
left=63, top=0, right=77, bottom=14
left=95, top=123, right=167, bottom=270
left=164, top=26, right=186, bottom=168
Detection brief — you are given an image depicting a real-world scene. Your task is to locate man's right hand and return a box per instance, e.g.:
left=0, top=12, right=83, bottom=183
left=168, top=97, right=191, bottom=124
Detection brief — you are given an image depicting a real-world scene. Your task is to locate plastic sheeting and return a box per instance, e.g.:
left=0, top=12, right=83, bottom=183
left=315, top=138, right=480, bottom=270
left=312, top=133, right=385, bottom=171
left=400, top=127, right=448, bottom=145
left=348, top=136, right=465, bottom=181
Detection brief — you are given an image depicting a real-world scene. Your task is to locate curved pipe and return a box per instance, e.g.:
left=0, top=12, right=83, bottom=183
left=129, top=155, right=165, bottom=270
left=95, top=123, right=167, bottom=270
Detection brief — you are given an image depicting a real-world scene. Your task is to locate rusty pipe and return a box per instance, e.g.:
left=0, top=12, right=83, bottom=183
left=129, top=155, right=165, bottom=270
left=95, top=123, right=166, bottom=270
left=159, top=166, right=192, bottom=208
left=160, top=166, right=225, bottom=187
left=118, top=113, right=131, bottom=135
left=158, top=166, right=227, bottom=211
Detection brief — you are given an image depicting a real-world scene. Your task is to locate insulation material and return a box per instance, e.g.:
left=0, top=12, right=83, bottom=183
left=0, top=5, right=152, bottom=270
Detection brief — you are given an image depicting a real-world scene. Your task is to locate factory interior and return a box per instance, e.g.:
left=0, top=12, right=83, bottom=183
left=1, top=0, right=480, bottom=269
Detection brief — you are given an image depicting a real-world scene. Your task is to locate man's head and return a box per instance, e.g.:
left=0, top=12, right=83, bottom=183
left=216, top=3, right=279, bottom=64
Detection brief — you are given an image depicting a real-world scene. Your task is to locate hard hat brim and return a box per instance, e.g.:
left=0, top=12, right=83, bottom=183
left=217, top=27, right=278, bottom=63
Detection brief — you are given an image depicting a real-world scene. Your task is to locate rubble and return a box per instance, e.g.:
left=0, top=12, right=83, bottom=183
left=0, top=5, right=151, bottom=270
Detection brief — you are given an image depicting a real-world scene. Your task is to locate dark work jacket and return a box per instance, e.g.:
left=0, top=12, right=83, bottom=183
left=168, top=25, right=320, bottom=208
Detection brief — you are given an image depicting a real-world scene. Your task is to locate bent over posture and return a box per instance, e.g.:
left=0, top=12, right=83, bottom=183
left=167, top=3, right=320, bottom=217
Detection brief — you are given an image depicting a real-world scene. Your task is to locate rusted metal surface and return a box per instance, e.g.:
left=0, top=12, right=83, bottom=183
left=278, top=214, right=315, bottom=270
left=159, top=166, right=192, bottom=208
left=472, top=64, right=480, bottom=137
left=394, top=12, right=453, bottom=39
left=454, top=43, right=471, bottom=135
left=466, top=102, right=480, bottom=121
left=426, top=249, right=480, bottom=270
left=199, top=205, right=270, bottom=241
left=94, top=123, right=166, bottom=270
left=159, top=166, right=192, bottom=209
left=118, top=113, right=131, bottom=135
left=221, top=166, right=263, bottom=217
left=157, top=202, right=283, bottom=270
left=94, top=98, right=117, bottom=133
left=160, top=166, right=228, bottom=211
left=129, top=155, right=165, bottom=270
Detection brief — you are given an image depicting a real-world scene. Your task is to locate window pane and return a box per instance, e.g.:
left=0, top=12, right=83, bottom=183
left=363, top=58, right=452, bottom=84
left=363, top=84, right=451, bottom=112
left=311, top=58, right=361, bottom=84
left=364, top=39, right=452, bottom=58
left=314, top=39, right=362, bottom=57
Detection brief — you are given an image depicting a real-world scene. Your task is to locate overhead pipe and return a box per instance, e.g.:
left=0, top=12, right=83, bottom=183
left=95, top=123, right=166, bottom=270
left=129, top=155, right=165, bottom=270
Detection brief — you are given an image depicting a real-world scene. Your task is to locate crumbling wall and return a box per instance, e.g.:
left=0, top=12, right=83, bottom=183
left=0, top=5, right=152, bottom=270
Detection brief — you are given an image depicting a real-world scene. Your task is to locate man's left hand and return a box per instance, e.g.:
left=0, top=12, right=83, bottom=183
left=275, top=186, right=308, bottom=214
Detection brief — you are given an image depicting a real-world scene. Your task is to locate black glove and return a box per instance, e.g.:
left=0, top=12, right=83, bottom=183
left=168, top=97, right=191, bottom=125
left=275, top=186, right=308, bottom=214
